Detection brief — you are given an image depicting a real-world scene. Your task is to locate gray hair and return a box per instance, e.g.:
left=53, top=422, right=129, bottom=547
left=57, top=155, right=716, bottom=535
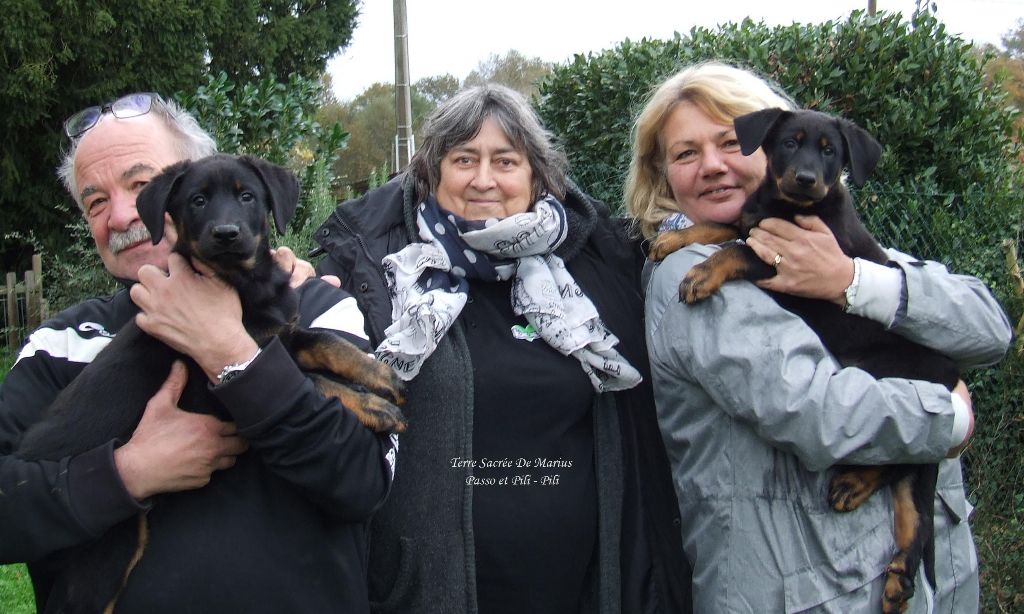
left=407, top=83, right=568, bottom=203
left=58, top=96, right=218, bottom=212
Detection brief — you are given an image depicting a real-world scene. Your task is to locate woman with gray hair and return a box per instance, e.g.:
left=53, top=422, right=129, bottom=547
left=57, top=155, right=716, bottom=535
left=314, top=83, right=689, bottom=614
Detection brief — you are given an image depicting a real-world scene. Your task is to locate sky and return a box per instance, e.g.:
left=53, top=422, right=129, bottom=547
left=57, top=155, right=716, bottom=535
left=326, top=0, right=1024, bottom=102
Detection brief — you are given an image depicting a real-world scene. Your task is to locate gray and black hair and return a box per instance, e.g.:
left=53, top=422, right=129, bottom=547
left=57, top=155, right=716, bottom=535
left=408, top=83, right=568, bottom=203
left=57, top=96, right=218, bottom=212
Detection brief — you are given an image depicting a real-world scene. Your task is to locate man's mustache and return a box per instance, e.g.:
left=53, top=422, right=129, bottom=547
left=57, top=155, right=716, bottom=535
left=109, top=223, right=152, bottom=254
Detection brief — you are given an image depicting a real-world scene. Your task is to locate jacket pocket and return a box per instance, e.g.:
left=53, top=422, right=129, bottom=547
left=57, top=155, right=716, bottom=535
left=370, top=536, right=418, bottom=613
left=935, top=459, right=971, bottom=524
left=782, top=517, right=892, bottom=613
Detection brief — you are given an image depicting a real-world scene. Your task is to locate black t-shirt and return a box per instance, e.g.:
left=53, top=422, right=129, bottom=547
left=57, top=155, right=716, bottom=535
left=462, top=279, right=597, bottom=614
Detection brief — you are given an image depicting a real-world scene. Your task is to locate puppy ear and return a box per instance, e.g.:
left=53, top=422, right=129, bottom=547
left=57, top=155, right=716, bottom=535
left=137, top=160, right=190, bottom=245
left=734, top=108, right=788, bottom=156
left=240, top=156, right=300, bottom=235
left=838, top=119, right=883, bottom=187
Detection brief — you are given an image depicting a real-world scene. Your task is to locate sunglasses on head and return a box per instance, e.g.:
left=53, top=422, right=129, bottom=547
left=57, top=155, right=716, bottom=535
left=63, top=92, right=162, bottom=139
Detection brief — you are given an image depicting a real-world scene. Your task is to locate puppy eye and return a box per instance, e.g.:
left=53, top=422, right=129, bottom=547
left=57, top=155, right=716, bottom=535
left=239, top=191, right=255, bottom=204
left=822, top=145, right=836, bottom=156
left=782, top=138, right=799, bottom=150
left=190, top=194, right=206, bottom=208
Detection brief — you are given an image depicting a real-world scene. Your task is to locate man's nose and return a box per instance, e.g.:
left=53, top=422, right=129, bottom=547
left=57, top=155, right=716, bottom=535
left=107, top=190, right=140, bottom=230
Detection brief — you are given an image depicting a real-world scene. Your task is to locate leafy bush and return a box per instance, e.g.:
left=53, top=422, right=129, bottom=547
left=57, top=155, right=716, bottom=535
left=538, top=10, right=1024, bottom=611
left=178, top=71, right=349, bottom=247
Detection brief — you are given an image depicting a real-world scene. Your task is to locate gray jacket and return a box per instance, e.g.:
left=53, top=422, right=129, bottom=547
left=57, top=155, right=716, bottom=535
left=645, top=244, right=1010, bottom=613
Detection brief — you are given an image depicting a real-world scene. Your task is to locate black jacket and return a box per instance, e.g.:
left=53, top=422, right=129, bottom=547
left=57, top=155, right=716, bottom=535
left=0, top=280, right=393, bottom=613
left=314, top=175, right=691, bottom=614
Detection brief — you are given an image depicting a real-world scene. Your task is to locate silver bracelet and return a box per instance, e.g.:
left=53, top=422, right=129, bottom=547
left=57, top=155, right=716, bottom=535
left=843, top=258, right=862, bottom=314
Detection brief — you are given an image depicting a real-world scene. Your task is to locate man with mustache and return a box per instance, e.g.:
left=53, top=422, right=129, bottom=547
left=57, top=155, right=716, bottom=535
left=0, top=93, right=391, bottom=613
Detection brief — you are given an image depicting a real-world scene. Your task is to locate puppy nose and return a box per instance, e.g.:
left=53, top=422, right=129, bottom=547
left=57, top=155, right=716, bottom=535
left=795, top=171, right=817, bottom=186
left=213, top=224, right=240, bottom=242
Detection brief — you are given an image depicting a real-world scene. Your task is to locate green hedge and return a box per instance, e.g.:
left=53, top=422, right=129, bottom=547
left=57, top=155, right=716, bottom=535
left=538, top=10, right=1020, bottom=209
left=538, top=10, right=1024, bottom=611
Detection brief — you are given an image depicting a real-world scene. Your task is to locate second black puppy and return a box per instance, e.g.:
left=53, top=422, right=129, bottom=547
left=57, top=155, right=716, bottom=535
left=16, top=154, right=406, bottom=614
left=650, top=108, right=960, bottom=614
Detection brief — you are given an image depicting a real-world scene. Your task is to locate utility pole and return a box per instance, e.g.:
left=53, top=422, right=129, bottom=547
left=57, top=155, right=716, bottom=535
left=393, top=0, right=414, bottom=172
left=868, top=0, right=876, bottom=16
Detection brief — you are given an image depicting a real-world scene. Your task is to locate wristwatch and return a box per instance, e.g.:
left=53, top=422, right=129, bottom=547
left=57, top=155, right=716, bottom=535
left=843, top=258, right=862, bottom=314
left=216, top=348, right=262, bottom=385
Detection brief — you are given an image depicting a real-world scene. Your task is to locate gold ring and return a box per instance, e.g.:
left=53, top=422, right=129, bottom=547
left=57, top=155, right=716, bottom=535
left=773, top=254, right=783, bottom=267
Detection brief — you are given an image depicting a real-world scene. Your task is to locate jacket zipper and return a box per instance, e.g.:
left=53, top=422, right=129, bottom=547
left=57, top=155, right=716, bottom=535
left=330, top=208, right=391, bottom=292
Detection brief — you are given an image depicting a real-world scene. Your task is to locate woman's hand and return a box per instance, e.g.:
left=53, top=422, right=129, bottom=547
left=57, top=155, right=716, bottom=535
left=746, top=215, right=854, bottom=306
left=272, top=246, right=341, bottom=289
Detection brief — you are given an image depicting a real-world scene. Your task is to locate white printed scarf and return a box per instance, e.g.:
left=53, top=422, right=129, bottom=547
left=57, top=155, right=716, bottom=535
left=376, top=195, right=643, bottom=392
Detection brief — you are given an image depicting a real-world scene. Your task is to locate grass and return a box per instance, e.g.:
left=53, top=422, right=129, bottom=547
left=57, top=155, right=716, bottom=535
left=0, top=346, right=34, bottom=613
left=0, top=564, right=34, bottom=614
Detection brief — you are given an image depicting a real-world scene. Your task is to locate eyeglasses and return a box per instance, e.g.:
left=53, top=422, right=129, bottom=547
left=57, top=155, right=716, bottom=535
left=63, top=92, right=161, bottom=138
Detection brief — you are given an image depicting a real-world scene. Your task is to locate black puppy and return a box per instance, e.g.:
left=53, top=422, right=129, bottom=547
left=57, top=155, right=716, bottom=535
left=650, top=109, right=960, bottom=614
left=16, top=154, right=406, bottom=614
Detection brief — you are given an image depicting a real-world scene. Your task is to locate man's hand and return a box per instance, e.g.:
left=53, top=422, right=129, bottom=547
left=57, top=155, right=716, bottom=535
left=272, top=246, right=340, bottom=289
left=113, top=361, right=249, bottom=501
left=131, top=254, right=259, bottom=382
left=745, top=215, right=855, bottom=305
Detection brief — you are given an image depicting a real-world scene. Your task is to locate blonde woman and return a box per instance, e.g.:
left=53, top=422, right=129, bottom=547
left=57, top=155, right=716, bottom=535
left=629, top=62, right=1010, bottom=613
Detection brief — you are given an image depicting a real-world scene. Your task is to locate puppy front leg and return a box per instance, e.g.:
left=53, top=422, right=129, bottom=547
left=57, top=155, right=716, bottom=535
left=309, top=373, right=408, bottom=434
left=649, top=222, right=739, bottom=261
left=679, top=244, right=767, bottom=303
left=288, top=328, right=406, bottom=406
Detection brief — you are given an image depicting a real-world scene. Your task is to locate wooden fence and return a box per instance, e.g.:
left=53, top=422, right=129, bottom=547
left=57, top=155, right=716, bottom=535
left=2, top=255, right=48, bottom=349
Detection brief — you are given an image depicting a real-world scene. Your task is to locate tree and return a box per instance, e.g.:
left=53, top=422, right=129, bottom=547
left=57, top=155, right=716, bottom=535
left=464, top=50, right=555, bottom=99
left=1001, top=18, right=1024, bottom=58
left=976, top=21, right=1024, bottom=139
left=327, top=80, right=435, bottom=191
left=205, top=0, right=359, bottom=82
left=0, top=0, right=359, bottom=270
left=414, top=74, right=460, bottom=106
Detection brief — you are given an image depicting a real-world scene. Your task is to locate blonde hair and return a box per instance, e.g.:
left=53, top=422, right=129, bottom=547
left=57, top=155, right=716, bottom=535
left=624, top=62, right=795, bottom=239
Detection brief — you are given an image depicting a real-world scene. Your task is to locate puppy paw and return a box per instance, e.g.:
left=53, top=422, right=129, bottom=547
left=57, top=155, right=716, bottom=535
left=310, top=374, right=408, bottom=434
left=364, top=362, right=407, bottom=407
left=828, top=467, right=883, bottom=512
left=828, top=473, right=873, bottom=512
left=882, top=560, right=915, bottom=614
left=354, top=393, right=409, bottom=434
left=678, top=264, right=722, bottom=303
